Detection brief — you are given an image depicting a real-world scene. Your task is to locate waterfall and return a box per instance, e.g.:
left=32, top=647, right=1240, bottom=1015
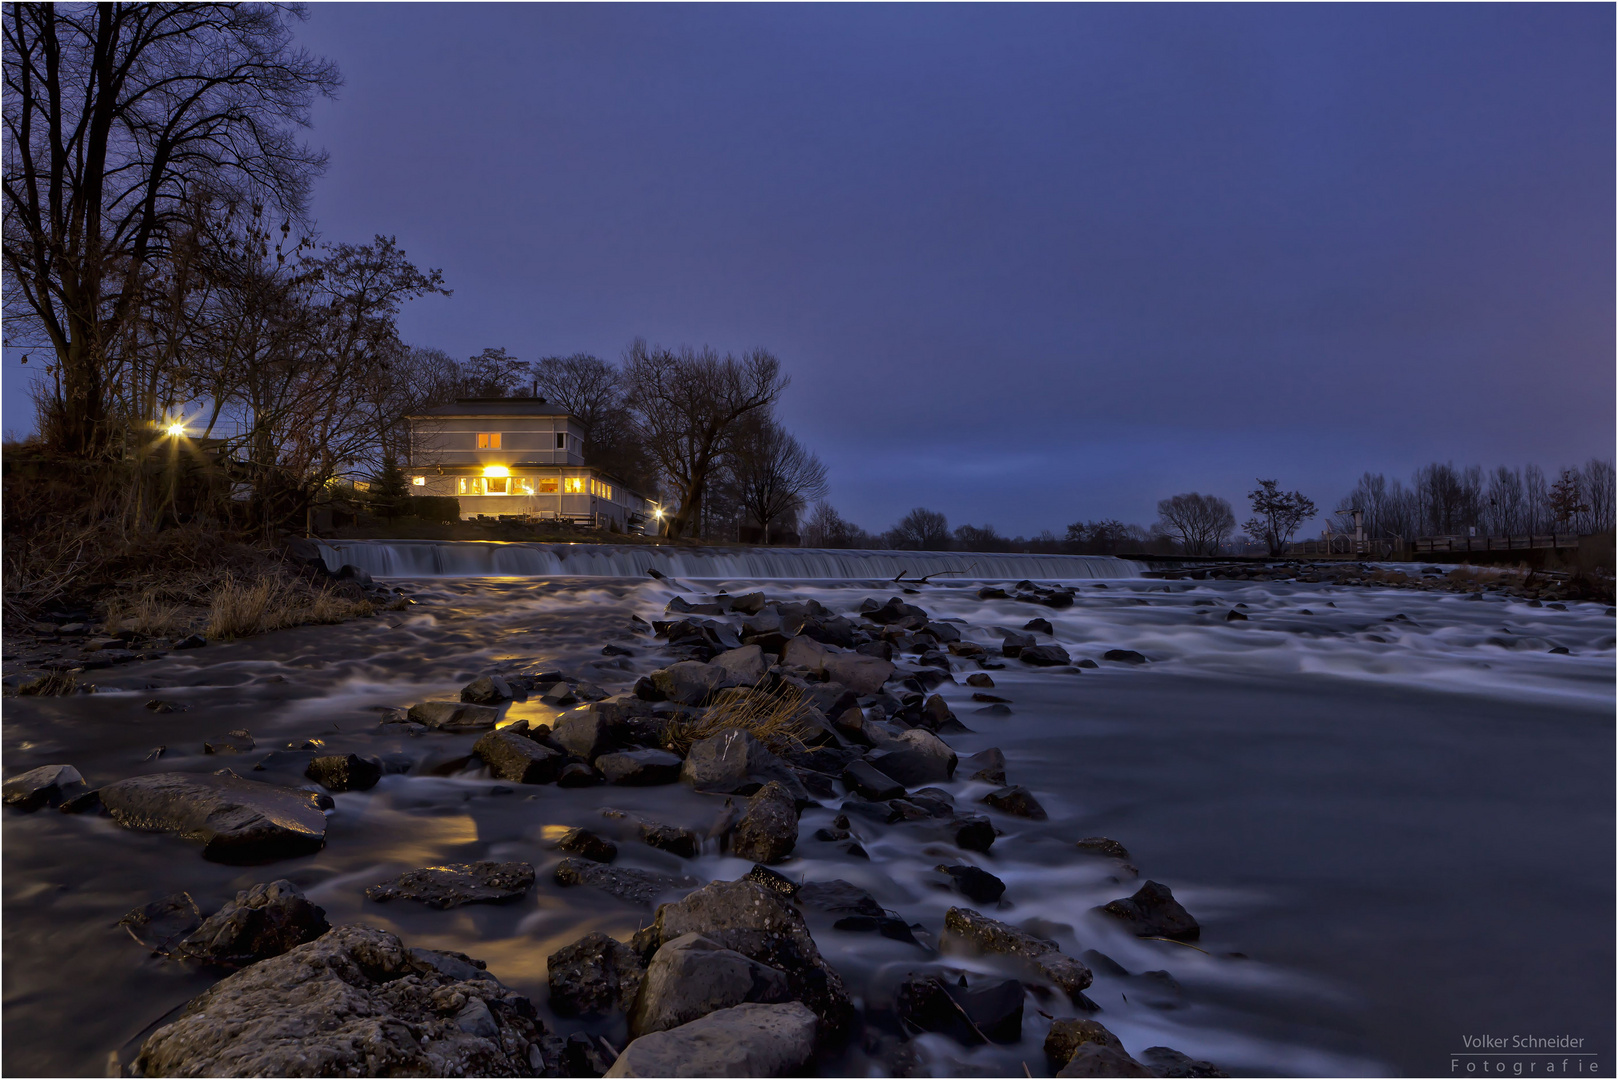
left=315, top=540, right=1144, bottom=581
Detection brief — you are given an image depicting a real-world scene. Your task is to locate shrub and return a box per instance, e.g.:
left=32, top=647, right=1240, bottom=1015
left=408, top=495, right=461, bottom=523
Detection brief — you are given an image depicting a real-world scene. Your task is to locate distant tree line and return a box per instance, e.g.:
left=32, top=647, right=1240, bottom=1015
left=1335, top=460, right=1615, bottom=541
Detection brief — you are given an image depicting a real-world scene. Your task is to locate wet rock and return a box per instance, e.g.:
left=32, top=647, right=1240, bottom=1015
left=744, top=863, right=799, bottom=897
left=1139, top=1046, right=1229, bottom=1077
left=3, top=764, right=87, bottom=810
left=631, top=879, right=854, bottom=1036
left=953, top=815, right=997, bottom=853
left=133, top=924, right=562, bottom=1077
left=868, top=748, right=948, bottom=787
left=630, top=932, right=793, bottom=1036
left=562, top=1032, right=619, bottom=1077
left=366, top=861, right=535, bottom=909
left=1101, top=880, right=1200, bottom=940
left=712, top=644, right=768, bottom=686
left=606, top=1001, right=816, bottom=1078
left=461, top=674, right=515, bottom=704
left=895, top=973, right=985, bottom=1045
left=305, top=753, right=382, bottom=792
left=538, top=680, right=579, bottom=706
left=919, top=694, right=956, bottom=731
left=831, top=914, right=917, bottom=942
left=1224, top=610, right=1248, bottom=622
left=1046, top=1018, right=1140, bottom=1073
left=843, top=758, right=905, bottom=801
left=982, top=784, right=1047, bottom=820
left=796, top=879, right=883, bottom=918
left=596, top=748, right=683, bottom=786
left=822, top=653, right=895, bottom=695
left=408, top=700, right=501, bottom=731
left=558, top=762, right=602, bottom=787
left=644, top=661, right=727, bottom=706
left=552, top=706, right=621, bottom=760
left=554, top=858, right=694, bottom=906
left=98, top=772, right=329, bottom=864
left=120, top=892, right=203, bottom=955
left=856, top=640, right=894, bottom=661
left=680, top=728, right=805, bottom=798
left=1058, top=1043, right=1155, bottom=1076
left=1024, top=617, right=1054, bottom=634
left=779, top=635, right=828, bottom=671
left=173, top=633, right=207, bottom=650
left=1102, top=649, right=1148, bottom=665
left=203, top=729, right=255, bottom=755
left=630, top=818, right=700, bottom=858
left=938, top=864, right=1006, bottom=904
left=729, top=591, right=768, bottom=616
left=967, top=747, right=1007, bottom=785
left=557, top=828, right=618, bottom=863
left=474, top=729, right=566, bottom=784
left=1001, top=630, right=1036, bottom=657
left=1020, top=643, right=1072, bottom=666
left=965, top=672, right=995, bottom=689
left=547, top=931, right=646, bottom=1016
left=942, top=907, right=1093, bottom=1001
left=731, top=781, right=799, bottom=864
left=1076, top=837, right=1132, bottom=860
left=978, top=586, right=1009, bottom=599
left=176, top=879, right=329, bottom=968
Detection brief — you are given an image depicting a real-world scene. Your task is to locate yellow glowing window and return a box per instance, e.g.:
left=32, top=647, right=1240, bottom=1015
left=563, top=477, right=585, bottom=494
left=517, top=478, right=534, bottom=495
left=476, top=432, right=501, bottom=449
left=457, top=477, right=478, bottom=495
left=411, top=476, right=426, bottom=487
left=485, top=476, right=508, bottom=494
left=537, top=478, right=558, bottom=494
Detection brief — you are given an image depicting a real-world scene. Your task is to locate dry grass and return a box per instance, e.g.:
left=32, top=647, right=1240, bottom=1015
left=665, top=679, right=821, bottom=757
left=102, top=591, right=193, bottom=638
left=205, top=573, right=374, bottom=641
left=16, top=670, right=77, bottom=696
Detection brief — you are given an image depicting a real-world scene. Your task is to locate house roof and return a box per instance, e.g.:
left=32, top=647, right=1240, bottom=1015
left=408, top=397, right=573, bottom=418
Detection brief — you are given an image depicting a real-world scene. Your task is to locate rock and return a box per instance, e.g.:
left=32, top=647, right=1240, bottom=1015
left=729, top=591, right=768, bottom=616
left=982, top=784, right=1047, bottom=820
left=712, top=645, right=768, bottom=686
left=563, top=1033, right=619, bottom=1077
left=822, top=653, right=895, bottom=694
left=1076, top=837, right=1132, bottom=860
left=554, top=858, right=694, bottom=906
left=133, top=924, right=560, bottom=1077
left=305, top=753, right=382, bottom=792
left=745, top=863, right=799, bottom=897
left=1045, top=1017, right=1125, bottom=1067
left=895, top=973, right=984, bottom=1046
left=780, top=635, right=827, bottom=672
left=731, top=781, right=799, bottom=864
left=832, top=914, right=919, bottom=942
left=596, top=748, right=684, bottom=786
left=1058, top=1044, right=1156, bottom=1077
left=3, top=764, right=87, bottom=810
left=120, top=892, right=203, bottom=955
left=547, top=931, right=646, bottom=1016
left=1101, top=880, right=1200, bottom=940
left=474, top=729, right=565, bottom=784
left=1102, top=649, right=1148, bottom=665
left=98, top=772, right=329, bottom=863
left=1001, top=630, right=1036, bottom=657
left=605, top=1001, right=817, bottom=1078
left=1139, top=1046, right=1229, bottom=1077
left=950, top=976, right=1024, bottom=1043
left=796, top=879, right=883, bottom=918
left=1024, top=617, right=1054, bottom=634
left=538, top=680, right=579, bottom=706
left=175, top=879, right=329, bottom=968
left=639, top=820, right=701, bottom=858
left=552, top=705, right=621, bottom=760
left=842, top=758, right=904, bottom=801
left=408, top=701, right=500, bottom=731
left=558, top=762, right=601, bottom=787
left=366, top=861, right=535, bottom=908
left=967, top=747, right=1007, bottom=785
left=557, top=828, right=618, bottom=863
left=203, top=729, right=256, bottom=755
left=868, top=748, right=947, bottom=787
left=680, top=728, right=805, bottom=798
left=461, top=674, right=515, bottom=704
left=630, top=933, right=793, bottom=1036
left=965, top=672, right=995, bottom=688
left=942, top=907, right=1092, bottom=1000
left=953, top=816, right=997, bottom=852
left=646, top=661, right=727, bottom=705
left=173, top=633, right=207, bottom=650
left=631, top=879, right=854, bottom=1036
left=979, top=586, right=1009, bottom=599
left=938, top=864, right=1006, bottom=904
left=1224, top=610, right=1247, bottom=622
left=1020, top=643, right=1072, bottom=666
left=919, top=694, right=956, bottom=730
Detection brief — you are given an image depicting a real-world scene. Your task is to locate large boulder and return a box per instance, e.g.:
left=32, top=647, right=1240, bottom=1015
left=596, top=748, right=683, bottom=786
left=896, top=972, right=1024, bottom=1045
left=175, top=880, right=329, bottom=968
left=1101, top=881, right=1201, bottom=940
left=712, top=645, right=768, bottom=686
left=461, top=674, right=516, bottom=704
left=366, top=862, right=535, bottom=909
left=547, top=931, right=646, bottom=1016
left=552, top=706, right=620, bottom=760
left=474, top=730, right=565, bottom=785
left=842, top=758, right=905, bottom=801
left=605, top=1001, right=817, bottom=1078
left=407, top=701, right=500, bottom=731
left=1047, top=1018, right=1154, bottom=1076
left=3, top=764, right=87, bottom=810
left=133, top=924, right=563, bottom=1077
left=780, top=635, right=827, bottom=672
left=943, top=907, right=1092, bottom=1001
left=631, top=879, right=853, bottom=1036
left=553, top=859, right=695, bottom=907
left=1020, top=643, right=1072, bottom=666
left=821, top=653, right=895, bottom=695
left=1139, top=1046, right=1229, bottom=1077
left=98, top=772, right=330, bottom=864
left=730, top=781, right=798, bottom=864
left=629, top=933, right=792, bottom=1036
left=644, top=661, right=726, bottom=706
left=680, top=729, right=805, bottom=798
left=304, top=754, right=382, bottom=792
left=982, top=785, right=1048, bottom=820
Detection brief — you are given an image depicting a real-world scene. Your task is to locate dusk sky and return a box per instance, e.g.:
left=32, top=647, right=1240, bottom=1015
left=5, top=4, right=1612, bottom=536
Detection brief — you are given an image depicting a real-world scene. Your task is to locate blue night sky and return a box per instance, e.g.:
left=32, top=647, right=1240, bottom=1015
left=5, top=4, right=1612, bottom=536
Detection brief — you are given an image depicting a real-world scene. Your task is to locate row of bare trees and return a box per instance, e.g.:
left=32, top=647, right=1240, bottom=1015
left=1335, top=460, right=1615, bottom=541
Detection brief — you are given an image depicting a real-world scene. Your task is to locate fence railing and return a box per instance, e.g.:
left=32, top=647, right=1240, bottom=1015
left=1288, top=533, right=1580, bottom=557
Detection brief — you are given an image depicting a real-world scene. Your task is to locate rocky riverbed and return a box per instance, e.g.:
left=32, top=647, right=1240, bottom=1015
left=3, top=568, right=1613, bottom=1077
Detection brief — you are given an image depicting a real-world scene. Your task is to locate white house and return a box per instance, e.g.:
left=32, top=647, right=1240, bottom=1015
left=406, top=398, right=653, bottom=531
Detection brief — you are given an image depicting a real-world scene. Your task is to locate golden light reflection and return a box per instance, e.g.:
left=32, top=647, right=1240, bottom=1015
left=482, top=464, right=510, bottom=478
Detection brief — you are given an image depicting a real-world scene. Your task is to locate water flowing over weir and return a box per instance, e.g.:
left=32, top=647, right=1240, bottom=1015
left=315, top=540, right=1146, bottom=580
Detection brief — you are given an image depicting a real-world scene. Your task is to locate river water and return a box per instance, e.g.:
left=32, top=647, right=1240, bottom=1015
left=3, top=550, right=1612, bottom=1078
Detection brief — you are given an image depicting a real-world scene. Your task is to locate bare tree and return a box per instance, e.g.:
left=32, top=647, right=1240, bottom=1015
left=887, top=507, right=950, bottom=550
left=3, top=3, right=340, bottom=456
left=1155, top=492, right=1235, bottom=555
left=1063, top=519, right=1147, bottom=555
left=622, top=339, right=786, bottom=539
left=531, top=352, right=654, bottom=493
left=1243, top=479, right=1316, bottom=556
left=729, top=417, right=827, bottom=544
left=1548, top=468, right=1590, bottom=531
left=1580, top=458, right=1614, bottom=533
left=802, top=502, right=868, bottom=548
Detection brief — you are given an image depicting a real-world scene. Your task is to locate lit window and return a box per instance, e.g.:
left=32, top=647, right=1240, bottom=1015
left=517, top=478, right=534, bottom=495
left=485, top=476, right=508, bottom=494
left=354, top=481, right=371, bottom=492
left=411, top=476, right=426, bottom=487
left=537, top=478, right=558, bottom=494
left=458, top=477, right=480, bottom=495
left=555, top=433, right=567, bottom=449
left=563, top=477, right=585, bottom=494
left=477, top=432, right=501, bottom=449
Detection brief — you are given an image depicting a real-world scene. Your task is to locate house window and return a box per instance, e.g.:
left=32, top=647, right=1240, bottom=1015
left=485, top=476, right=508, bottom=494
left=411, top=476, right=426, bottom=487
left=457, top=477, right=479, bottom=495
left=517, top=478, right=534, bottom=495
left=537, top=478, right=558, bottom=494
left=477, top=432, right=501, bottom=449
left=563, top=477, right=585, bottom=494
left=555, top=433, right=567, bottom=449
left=588, top=479, right=613, bottom=500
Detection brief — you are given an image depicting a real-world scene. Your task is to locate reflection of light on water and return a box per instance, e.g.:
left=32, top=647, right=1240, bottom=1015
left=501, top=700, right=560, bottom=729
left=351, top=811, right=480, bottom=862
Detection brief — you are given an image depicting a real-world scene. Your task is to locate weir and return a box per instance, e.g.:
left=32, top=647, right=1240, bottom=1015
left=314, top=539, right=1145, bottom=580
